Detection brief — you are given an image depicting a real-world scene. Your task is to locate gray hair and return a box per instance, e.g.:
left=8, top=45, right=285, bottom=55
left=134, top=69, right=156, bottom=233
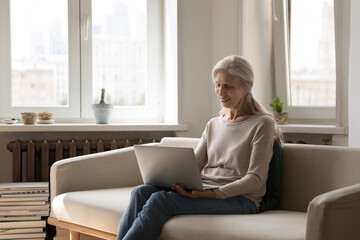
left=212, top=55, right=254, bottom=93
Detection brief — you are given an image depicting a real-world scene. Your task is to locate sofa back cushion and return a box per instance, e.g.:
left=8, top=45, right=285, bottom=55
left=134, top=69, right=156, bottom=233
left=160, top=138, right=360, bottom=213
left=279, top=144, right=360, bottom=212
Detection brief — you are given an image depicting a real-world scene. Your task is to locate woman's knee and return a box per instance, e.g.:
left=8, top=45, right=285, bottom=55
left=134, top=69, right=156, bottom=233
left=131, top=184, right=161, bottom=199
left=146, top=190, right=176, bottom=209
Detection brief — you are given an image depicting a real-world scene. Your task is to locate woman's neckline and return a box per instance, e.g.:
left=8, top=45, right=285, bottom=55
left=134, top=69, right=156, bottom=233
left=221, top=114, right=257, bottom=124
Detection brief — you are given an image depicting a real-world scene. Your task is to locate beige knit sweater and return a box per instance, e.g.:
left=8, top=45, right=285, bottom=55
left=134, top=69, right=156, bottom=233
left=195, top=114, right=275, bottom=208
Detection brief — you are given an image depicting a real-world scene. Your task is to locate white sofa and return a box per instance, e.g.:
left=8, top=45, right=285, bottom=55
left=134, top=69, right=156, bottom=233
left=48, top=137, right=360, bottom=240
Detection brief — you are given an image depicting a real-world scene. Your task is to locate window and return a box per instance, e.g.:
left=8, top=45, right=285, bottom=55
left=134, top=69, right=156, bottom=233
left=91, top=0, right=147, bottom=106
left=272, top=0, right=348, bottom=122
left=0, top=0, right=168, bottom=123
left=289, top=0, right=336, bottom=107
left=10, top=0, right=69, bottom=107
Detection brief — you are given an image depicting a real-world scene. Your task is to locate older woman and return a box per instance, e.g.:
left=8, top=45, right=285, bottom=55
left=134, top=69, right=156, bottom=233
left=117, top=55, right=280, bottom=240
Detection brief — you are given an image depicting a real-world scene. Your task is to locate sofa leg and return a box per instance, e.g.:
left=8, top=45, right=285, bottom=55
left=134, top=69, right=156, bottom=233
left=70, top=230, right=80, bottom=240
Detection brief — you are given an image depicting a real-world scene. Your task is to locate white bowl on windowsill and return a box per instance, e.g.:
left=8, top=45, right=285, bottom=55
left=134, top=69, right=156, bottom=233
left=37, top=119, right=55, bottom=124
left=1, top=118, right=19, bottom=124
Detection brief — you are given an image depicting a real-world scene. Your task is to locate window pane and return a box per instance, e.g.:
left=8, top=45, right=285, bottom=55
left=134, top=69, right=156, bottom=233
left=92, top=0, right=147, bottom=106
left=289, top=0, right=336, bottom=106
left=10, top=0, right=68, bottom=107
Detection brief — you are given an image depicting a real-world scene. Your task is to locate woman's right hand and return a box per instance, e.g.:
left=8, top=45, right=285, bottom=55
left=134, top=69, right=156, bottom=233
left=172, top=183, right=216, bottom=199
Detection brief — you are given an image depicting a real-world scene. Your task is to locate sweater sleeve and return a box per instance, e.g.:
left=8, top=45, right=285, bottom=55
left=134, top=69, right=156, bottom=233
left=214, top=118, right=274, bottom=199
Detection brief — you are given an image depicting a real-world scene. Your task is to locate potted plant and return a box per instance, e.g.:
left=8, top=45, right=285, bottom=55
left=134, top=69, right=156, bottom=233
left=270, top=96, right=288, bottom=125
left=92, top=88, right=113, bottom=124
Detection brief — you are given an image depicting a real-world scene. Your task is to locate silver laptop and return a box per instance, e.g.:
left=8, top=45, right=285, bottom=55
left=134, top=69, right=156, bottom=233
left=134, top=145, right=216, bottom=190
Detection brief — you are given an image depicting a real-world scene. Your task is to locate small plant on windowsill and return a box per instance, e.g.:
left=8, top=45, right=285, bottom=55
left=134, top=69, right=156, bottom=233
left=92, top=88, right=114, bottom=124
left=270, top=96, right=288, bottom=125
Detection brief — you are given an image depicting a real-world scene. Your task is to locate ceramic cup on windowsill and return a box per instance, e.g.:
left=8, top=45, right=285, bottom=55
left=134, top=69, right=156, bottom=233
left=21, top=112, right=38, bottom=125
left=37, top=111, right=54, bottom=124
left=91, top=104, right=114, bottom=124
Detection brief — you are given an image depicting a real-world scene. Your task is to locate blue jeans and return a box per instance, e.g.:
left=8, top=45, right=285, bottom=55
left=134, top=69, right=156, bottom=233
left=117, top=184, right=257, bottom=240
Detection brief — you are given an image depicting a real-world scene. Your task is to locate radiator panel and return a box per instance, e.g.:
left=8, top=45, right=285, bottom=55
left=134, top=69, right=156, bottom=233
left=7, top=139, right=156, bottom=182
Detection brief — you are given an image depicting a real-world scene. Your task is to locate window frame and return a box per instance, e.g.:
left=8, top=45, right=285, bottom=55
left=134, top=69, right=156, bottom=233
left=0, top=0, right=166, bottom=123
left=0, top=0, right=81, bottom=119
left=272, top=0, right=349, bottom=123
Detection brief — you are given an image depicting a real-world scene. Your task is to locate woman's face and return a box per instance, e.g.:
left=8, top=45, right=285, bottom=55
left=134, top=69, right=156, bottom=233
left=214, top=71, right=246, bottom=111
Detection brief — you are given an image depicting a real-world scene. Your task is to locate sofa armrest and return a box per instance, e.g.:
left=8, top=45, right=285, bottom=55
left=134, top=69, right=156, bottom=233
left=306, top=183, right=360, bottom=240
left=50, top=145, right=158, bottom=201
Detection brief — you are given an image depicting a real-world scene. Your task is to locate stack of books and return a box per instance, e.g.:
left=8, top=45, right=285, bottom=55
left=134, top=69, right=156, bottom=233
left=0, top=182, right=49, bottom=240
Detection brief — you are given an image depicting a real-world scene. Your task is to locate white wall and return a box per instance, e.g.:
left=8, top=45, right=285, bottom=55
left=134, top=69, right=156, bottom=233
left=176, top=0, right=214, bottom=138
left=242, top=1, right=273, bottom=109
left=177, top=0, right=274, bottom=137
left=211, top=0, right=242, bottom=117
left=348, top=0, right=360, bottom=147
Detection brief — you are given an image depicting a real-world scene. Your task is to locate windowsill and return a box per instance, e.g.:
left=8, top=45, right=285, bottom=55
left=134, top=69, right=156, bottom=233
left=279, top=124, right=348, bottom=135
left=0, top=123, right=347, bottom=135
left=0, top=123, right=189, bottom=132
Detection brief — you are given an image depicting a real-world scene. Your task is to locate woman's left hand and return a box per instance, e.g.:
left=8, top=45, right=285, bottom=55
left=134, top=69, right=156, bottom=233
left=172, top=183, right=216, bottom=199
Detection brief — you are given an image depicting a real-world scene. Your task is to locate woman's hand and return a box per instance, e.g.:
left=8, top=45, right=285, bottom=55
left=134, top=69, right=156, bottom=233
left=172, top=183, right=216, bottom=199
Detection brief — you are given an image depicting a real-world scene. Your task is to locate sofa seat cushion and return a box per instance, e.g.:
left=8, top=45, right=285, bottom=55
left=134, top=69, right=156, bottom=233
left=160, top=210, right=306, bottom=240
left=53, top=187, right=306, bottom=239
left=52, top=187, right=134, bottom=234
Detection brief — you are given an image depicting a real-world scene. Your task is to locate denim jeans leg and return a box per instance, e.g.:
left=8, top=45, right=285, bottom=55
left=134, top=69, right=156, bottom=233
left=117, top=185, right=165, bottom=240
left=121, top=190, right=257, bottom=240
